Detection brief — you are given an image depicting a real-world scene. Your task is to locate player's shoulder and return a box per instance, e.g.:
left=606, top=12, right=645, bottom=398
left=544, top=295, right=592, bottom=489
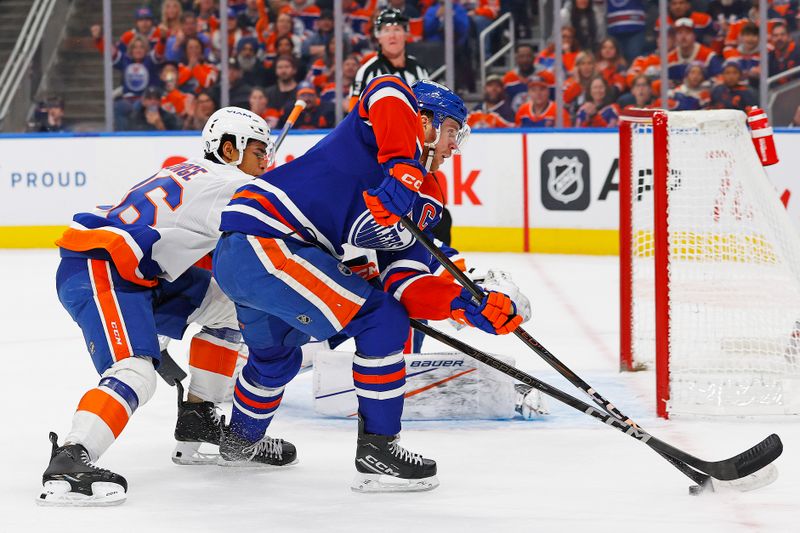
left=359, top=74, right=418, bottom=112
left=174, top=157, right=252, bottom=187
left=363, top=74, right=414, bottom=96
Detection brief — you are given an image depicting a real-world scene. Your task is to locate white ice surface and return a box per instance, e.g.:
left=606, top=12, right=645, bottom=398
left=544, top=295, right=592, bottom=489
left=1, top=250, right=798, bottom=532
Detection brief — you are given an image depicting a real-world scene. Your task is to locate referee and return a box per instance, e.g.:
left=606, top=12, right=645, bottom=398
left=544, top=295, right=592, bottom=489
left=349, top=8, right=430, bottom=109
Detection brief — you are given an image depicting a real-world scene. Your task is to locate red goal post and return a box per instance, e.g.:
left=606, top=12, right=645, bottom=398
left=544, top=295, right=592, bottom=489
left=619, top=109, right=671, bottom=417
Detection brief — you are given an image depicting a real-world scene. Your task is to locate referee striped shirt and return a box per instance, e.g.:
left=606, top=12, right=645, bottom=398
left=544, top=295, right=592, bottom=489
left=349, top=52, right=430, bottom=105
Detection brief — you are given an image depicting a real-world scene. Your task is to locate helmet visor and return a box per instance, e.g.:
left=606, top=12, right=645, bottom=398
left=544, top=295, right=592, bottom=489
left=455, top=123, right=470, bottom=154
left=253, top=137, right=276, bottom=168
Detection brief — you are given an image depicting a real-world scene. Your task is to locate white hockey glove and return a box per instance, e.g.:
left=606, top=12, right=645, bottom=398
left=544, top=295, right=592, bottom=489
left=447, top=269, right=532, bottom=331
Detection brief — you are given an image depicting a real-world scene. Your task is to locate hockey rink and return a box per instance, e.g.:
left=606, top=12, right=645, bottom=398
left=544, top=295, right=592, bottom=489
left=1, top=249, right=798, bottom=532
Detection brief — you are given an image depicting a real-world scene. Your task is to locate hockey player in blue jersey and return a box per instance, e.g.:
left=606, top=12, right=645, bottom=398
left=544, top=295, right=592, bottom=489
left=212, top=77, right=523, bottom=492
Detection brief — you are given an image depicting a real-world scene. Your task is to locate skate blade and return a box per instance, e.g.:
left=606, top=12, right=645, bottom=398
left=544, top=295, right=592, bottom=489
left=350, top=473, right=439, bottom=493
left=172, top=441, right=220, bottom=465
left=216, top=456, right=298, bottom=468
left=36, top=481, right=126, bottom=507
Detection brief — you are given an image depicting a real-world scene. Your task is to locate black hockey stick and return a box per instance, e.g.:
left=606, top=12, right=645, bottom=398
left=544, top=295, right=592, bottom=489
left=156, top=348, right=188, bottom=385
left=410, top=319, right=781, bottom=488
left=400, top=216, right=782, bottom=481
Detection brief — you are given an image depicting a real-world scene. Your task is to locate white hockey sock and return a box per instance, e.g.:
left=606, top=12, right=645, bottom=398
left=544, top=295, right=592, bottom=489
left=187, top=327, right=242, bottom=403
left=65, top=356, right=156, bottom=461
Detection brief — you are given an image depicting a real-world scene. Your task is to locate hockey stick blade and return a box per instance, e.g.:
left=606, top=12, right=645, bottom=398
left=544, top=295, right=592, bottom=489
left=698, top=433, right=782, bottom=480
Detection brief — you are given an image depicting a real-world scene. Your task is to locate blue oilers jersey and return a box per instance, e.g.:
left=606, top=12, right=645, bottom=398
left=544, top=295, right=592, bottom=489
left=220, top=75, right=430, bottom=258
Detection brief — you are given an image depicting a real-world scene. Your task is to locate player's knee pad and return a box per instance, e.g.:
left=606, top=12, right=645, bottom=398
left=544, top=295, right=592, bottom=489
left=101, top=355, right=158, bottom=407
left=187, top=277, right=239, bottom=330
left=242, top=345, right=303, bottom=389
left=346, top=290, right=410, bottom=356
left=188, top=326, right=243, bottom=403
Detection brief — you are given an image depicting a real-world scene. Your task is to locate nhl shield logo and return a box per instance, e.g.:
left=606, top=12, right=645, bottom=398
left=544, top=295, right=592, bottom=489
left=297, top=314, right=312, bottom=325
left=338, top=263, right=352, bottom=276
left=540, top=149, right=590, bottom=211
left=547, top=156, right=584, bottom=204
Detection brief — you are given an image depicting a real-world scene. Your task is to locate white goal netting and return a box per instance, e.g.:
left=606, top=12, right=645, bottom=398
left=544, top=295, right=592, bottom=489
left=627, top=110, right=800, bottom=416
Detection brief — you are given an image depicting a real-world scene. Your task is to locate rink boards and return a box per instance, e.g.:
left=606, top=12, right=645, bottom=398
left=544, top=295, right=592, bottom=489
left=2, top=128, right=800, bottom=253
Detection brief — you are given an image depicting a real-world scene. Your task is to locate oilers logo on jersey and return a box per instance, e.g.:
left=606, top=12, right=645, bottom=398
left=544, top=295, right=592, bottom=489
left=348, top=211, right=415, bottom=250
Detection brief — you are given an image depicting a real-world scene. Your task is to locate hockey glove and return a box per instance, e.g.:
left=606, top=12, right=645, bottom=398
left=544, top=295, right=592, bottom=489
left=447, top=269, right=531, bottom=331
left=450, top=288, right=523, bottom=335
left=363, top=161, right=424, bottom=226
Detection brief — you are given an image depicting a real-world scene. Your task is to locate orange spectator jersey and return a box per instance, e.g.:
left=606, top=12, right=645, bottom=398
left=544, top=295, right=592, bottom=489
left=177, top=63, right=219, bottom=94
left=563, top=76, right=585, bottom=104
left=466, top=99, right=513, bottom=128
left=725, top=17, right=780, bottom=50
left=467, top=111, right=510, bottom=128
left=654, top=12, right=713, bottom=37
left=95, top=27, right=163, bottom=55
left=197, top=13, right=219, bottom=34
left=515, top=101, right=572, bottom=128
left=667, top=44, right=722, bottom=82
left=464, top=0, right=500, bottom=20
left=308, top=58, right=329, bottom=90
left=259, top=108, right=283, bottom=130
left=723, top=46, right=762, bottom=78
left=345, top=3, right=374, bottom=37
left=535, top=48, right=578, bottom=75
left=261, top=32, right=301, bottom=68
left=598, top=63, right=627, bottom=94
left=254, top=0, right=270, bottom=39
left=626, top=53, right=661, bottom=87
left=280, top=3, right=321, bottom=32
left=503, top=68, right=551, bottom=110
left=161, top=89, right=193, bottom=116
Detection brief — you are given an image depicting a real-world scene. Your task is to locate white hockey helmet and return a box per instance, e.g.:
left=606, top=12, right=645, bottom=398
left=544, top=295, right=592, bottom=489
left=202, top=106, right=275, bottom=167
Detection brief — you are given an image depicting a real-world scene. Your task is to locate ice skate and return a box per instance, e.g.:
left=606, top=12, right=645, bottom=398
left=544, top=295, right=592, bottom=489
left=37, top=432, right=127, bottom=507
left=217, top=416, right=297, bottom=467
left=351, top=417, right=439, bottom=493
left=172, top=380, right=224, bottom=465
left=514, top=383, right=549, bottom=419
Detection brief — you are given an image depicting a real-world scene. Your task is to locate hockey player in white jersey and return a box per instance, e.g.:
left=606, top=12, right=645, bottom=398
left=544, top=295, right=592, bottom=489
left=38, top=108, right=274, bottom=506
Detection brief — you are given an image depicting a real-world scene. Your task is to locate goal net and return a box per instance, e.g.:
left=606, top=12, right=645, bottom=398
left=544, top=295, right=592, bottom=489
left=619, top=109, right=800, bottom=418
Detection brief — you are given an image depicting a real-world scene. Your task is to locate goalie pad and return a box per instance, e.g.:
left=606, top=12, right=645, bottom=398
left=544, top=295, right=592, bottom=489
left=313, top=350, right=517, bottom=419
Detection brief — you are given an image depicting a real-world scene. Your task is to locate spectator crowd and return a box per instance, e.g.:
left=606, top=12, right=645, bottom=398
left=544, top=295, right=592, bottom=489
left=32, top=0, right=800, bottom=131
left=77, top=0, right=529, bottom=131
left=470, top=0, right=800, bottom=129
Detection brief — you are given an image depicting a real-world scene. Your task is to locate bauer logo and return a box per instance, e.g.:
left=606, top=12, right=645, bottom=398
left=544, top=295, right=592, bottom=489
left=540, top=149, right=590, bottom=211
left=409, top=360, right=464, bottom=368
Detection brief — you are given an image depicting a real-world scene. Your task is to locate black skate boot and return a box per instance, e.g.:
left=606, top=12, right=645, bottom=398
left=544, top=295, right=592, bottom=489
left=172, top=380, right=224, bottom=465
left=217, top=416, right=297, bottom=467
left=352, top=417, right=439, bottom=493
left=37, top=432, right=127, bottom=507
